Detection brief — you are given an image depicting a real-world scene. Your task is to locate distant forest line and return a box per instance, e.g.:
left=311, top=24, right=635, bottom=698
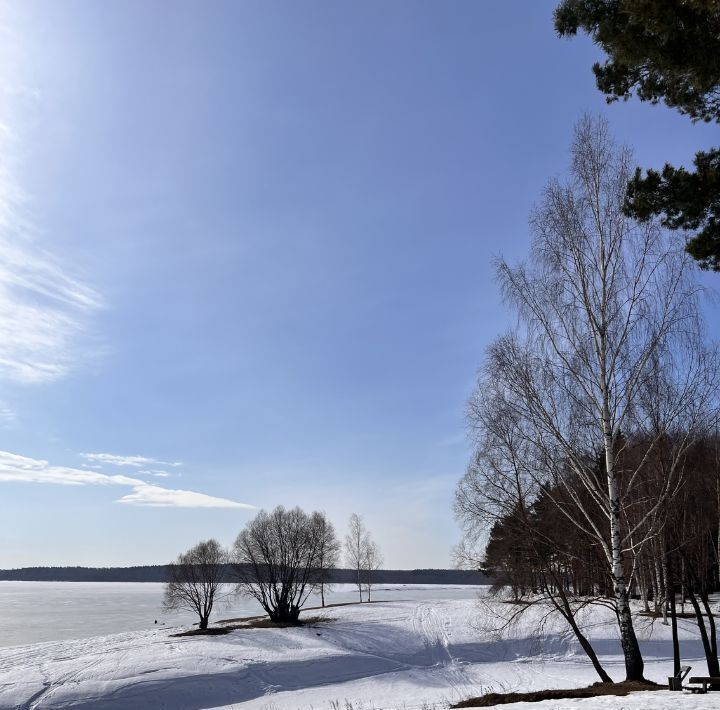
left=0, top=566, right=489, bottom=584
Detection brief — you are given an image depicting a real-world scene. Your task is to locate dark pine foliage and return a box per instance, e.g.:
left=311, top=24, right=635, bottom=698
left=554, top=0, right=720, bottom=269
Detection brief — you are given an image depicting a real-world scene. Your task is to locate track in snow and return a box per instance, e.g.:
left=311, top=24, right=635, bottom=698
left=411, top=602, right=478, bottom=702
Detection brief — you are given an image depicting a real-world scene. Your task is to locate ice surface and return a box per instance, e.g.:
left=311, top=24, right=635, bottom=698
left=0, top=582, right=483, bottom=648
left=0, top=581, right=260, bottom=648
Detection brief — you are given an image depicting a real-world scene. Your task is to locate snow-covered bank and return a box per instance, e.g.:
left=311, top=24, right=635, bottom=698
left=0, top=594, right=718, bottom=709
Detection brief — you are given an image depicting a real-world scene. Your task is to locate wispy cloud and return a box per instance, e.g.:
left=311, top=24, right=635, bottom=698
left=115, top=485, right=242, bottom=508
left=137, top=469, right=172, bottom=478
left=138, top=468, right=171, bottom=478
left=80, top=453, right=182, bottom=468
left=0, top=19, right=102, bottom=385
left=0, top=234, right=103, bottom=384
left=0, top=450, right=252, bottom=509
left=0, top=403, right=15, bottom=427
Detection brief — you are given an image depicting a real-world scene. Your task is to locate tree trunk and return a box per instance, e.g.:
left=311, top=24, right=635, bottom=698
left=700, top=591, right=718, bottom=661
left=606, top=437, right=645, bottom=681
left=717, top=478, right=720, bottom=588
left=687, top=587, right=719, bottom=677
left=268, top=604, right=301, bottom=624
left=615, top=586, right=645, bottom=681
left=570, top=617, right=613, bottom=683
left=670, top=587, right=680, bottom=676
left=640, top=563, right=650, bottom=613
left=668, top=555, right=680, bottom=677
left=533, top=541, right=613, bottom=683
left=602, top=336, right=645, bottom=683
left=557, top=587, right=613, bottom=683
left=682, top=551, right=720, bottom=680
left=653, top=555, right=663, bottom=615
left=661, top=549, right=670, bottom=626
left=681, top=557, right=686, bottom=614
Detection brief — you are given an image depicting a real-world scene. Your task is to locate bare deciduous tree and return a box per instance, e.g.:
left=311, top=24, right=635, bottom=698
left=232, top=506, right=328, bottom=623
left=345, top=513, right=383, bottom=602
left=458, top=115, right=718, bottom=682
left=163, top=539, right=228, bottom=630
left=345, top=513, right=366, bottom=602
left=313, top=512, right=341, bottom=607
left=363, top=539, right=383, bottom=602
left=456, top=406, right=615, bottom=683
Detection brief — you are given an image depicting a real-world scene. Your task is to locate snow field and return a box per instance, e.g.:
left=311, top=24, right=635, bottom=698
left=1, top=591, right=719, bottom=709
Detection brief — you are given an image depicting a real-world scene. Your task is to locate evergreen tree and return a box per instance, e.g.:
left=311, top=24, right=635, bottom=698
left=554, top=0, right=720, bottom=269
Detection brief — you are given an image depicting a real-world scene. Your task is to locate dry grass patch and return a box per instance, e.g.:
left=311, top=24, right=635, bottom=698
left=170, top=627, right=232, bottom=637
left=215, top=599, right=400, bottom=627
left=237, top=615, right=329, bottom=629
left=452, top=680, right=661, bottom=707
left=171, top=615, right=330, bottom=636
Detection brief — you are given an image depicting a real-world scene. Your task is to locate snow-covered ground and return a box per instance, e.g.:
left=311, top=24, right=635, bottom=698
left=0, top=588, right=718, bottom=709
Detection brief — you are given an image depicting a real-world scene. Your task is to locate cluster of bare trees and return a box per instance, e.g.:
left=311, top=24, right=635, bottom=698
left=455, top=116, right=720, bottom=683
left=164, top=508, right=382, bottom=626
left=345, top=513, right=384, bottom=602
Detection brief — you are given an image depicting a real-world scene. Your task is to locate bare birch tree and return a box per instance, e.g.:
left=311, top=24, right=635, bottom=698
left=363, top=539, right=383, bottom=602
left=459, top=115, right=717, bottom=682
left=345, top=513, right=366, bottom=602
left=456, top=396, right=615, bottom=683
left=163, top=539, right=228, bottom=630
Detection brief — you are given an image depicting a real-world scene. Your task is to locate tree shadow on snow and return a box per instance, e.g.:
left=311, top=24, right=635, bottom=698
left=48, top=629, right=710, bottom=709
left=58, top=654, right=407, bottom=710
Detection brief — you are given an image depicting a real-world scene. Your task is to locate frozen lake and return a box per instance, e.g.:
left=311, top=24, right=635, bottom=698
left=0, top=581, right=486, bottom=648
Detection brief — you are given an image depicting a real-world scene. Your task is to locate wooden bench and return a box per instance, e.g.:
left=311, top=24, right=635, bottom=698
left=688, top=676, right=720, bottom=693
left=668, top=666, right=691, bottom=690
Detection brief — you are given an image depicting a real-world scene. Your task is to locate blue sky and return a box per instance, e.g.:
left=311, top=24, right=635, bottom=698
left=0, top=1, right=717, bottom=568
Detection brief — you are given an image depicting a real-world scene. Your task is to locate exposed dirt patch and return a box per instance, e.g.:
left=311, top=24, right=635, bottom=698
left=237, top=615, right=329, bottom=629
left=170, top=615, right=330, bottom=636
left=452, top=680, right=661, bottom=707
left=216, top=598, right=400, bottom=626
left=170, top=627, right=233, bottom=637
left=215, top=613, right=265, bottom=625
